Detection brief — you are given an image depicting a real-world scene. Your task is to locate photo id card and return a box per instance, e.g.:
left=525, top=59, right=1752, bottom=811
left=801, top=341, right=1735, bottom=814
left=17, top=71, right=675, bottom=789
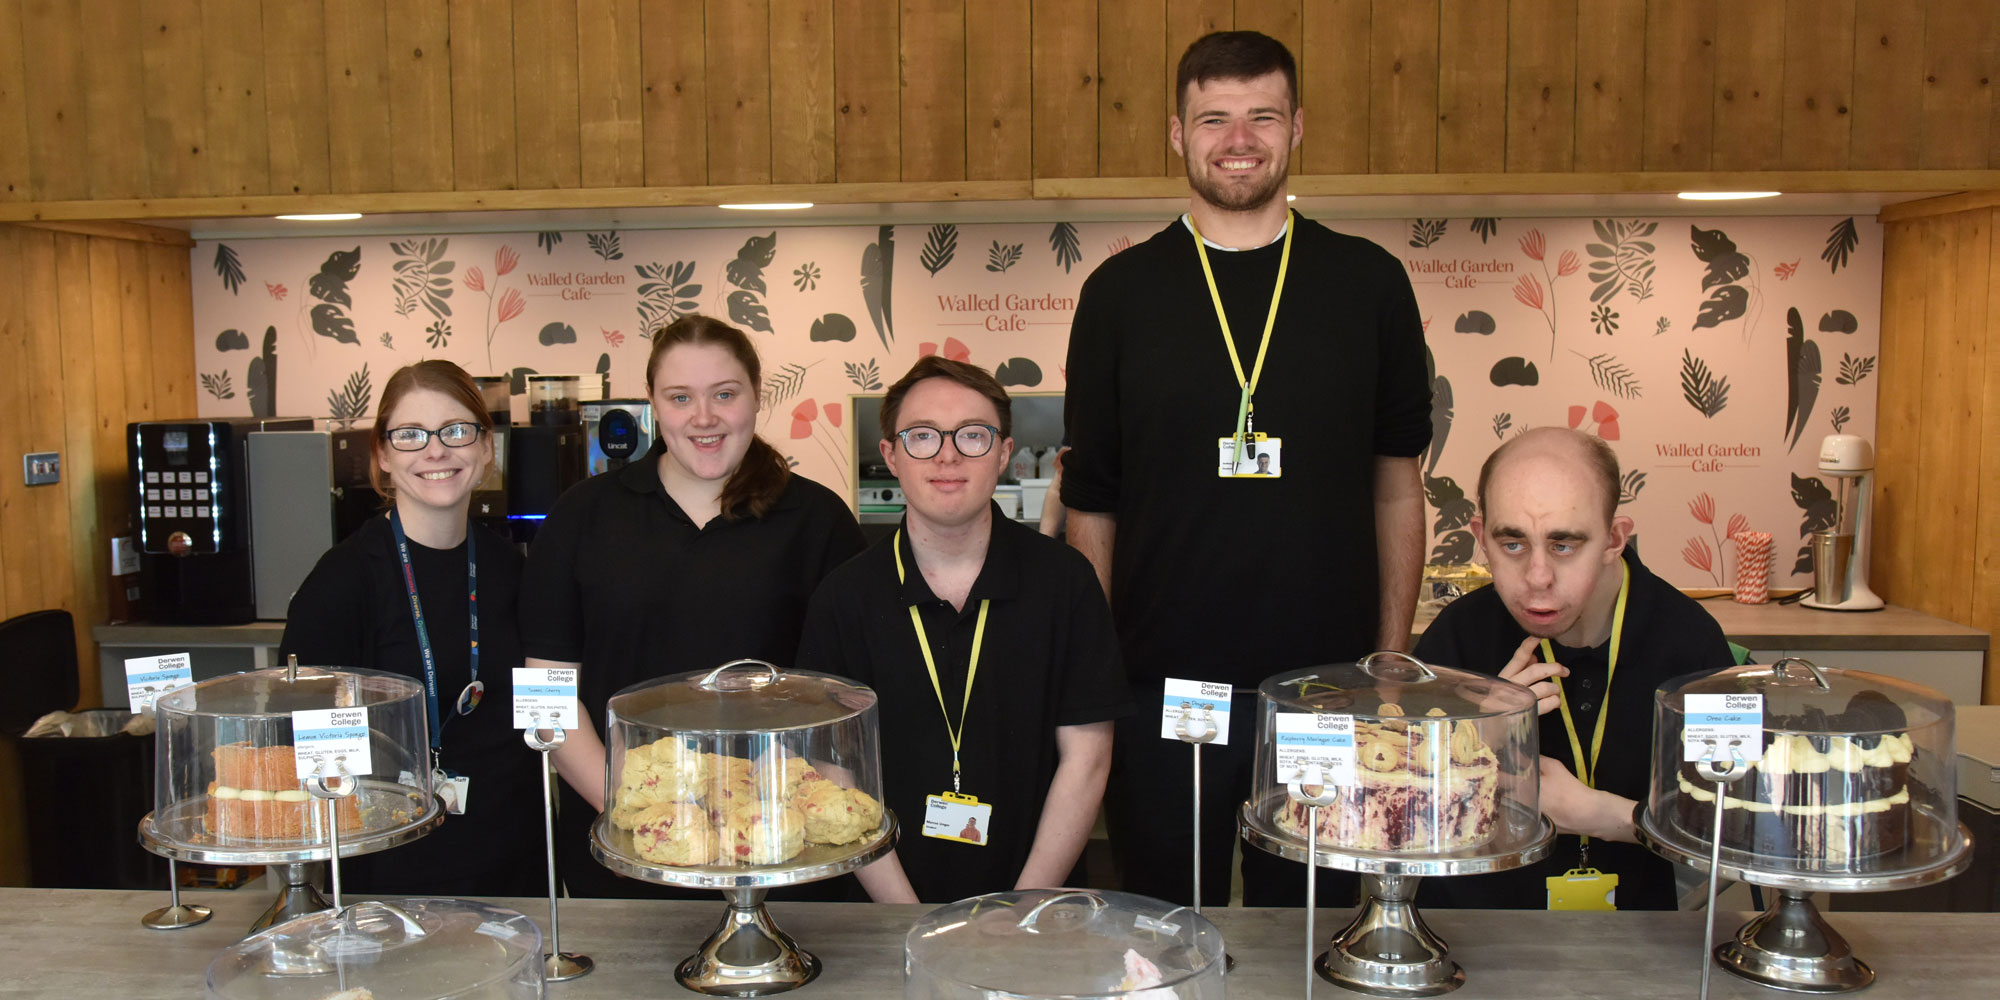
left=1160, top=678, right=1233, bottom=745
left=1547, top=868, right=1619, bottom=911
left=921, top=792, right=993, bottom=846
left=1216, top=433, right=1282, bottom=478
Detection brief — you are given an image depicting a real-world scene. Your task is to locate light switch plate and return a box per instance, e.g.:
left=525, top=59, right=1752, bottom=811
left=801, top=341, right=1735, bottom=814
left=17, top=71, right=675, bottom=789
left=23, top=452, right=59, bottom=486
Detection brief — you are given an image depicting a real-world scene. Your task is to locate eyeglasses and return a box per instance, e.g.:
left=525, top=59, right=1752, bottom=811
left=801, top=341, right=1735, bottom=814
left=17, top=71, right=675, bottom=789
left=892, top=424, right=1000, bottom=460
left=384, top=422, right=485, bottom=451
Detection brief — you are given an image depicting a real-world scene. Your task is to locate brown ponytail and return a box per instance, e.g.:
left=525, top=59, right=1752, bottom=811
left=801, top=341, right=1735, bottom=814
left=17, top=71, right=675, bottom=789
left=646, top=314, right=793, bottom=520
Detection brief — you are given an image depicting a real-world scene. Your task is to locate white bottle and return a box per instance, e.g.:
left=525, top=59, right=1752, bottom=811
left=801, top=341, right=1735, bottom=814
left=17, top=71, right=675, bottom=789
left=1038, top=445, right=1063, bottom=479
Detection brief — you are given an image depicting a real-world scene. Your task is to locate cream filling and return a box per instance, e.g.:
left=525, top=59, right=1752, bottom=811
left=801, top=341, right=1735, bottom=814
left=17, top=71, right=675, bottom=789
left=212, top=785, right=310, bottom=803
left=1678, top=776, right=1910, bottom=816
left=1680, top=729, right=1915, bottom=775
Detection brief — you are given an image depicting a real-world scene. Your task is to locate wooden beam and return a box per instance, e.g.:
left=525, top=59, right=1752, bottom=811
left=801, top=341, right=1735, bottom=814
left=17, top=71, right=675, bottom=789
left=11, top=220, right=194, bottom=247
left=1880, top=189, right=2000, bottom=222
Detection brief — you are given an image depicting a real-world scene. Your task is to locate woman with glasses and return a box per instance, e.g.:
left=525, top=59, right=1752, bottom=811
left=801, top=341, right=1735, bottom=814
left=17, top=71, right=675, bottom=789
left=522, top=314, right=866, bottom=898
left=279, top=359, right=543, bottom=895
left=795, top=357, right=1130, bottom=903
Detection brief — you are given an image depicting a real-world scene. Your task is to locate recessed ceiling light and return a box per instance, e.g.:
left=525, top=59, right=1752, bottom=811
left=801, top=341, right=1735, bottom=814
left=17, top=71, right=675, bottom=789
left=274, top=213, right=363, bottom=221
left=718, top=202, right=814, bottom=211
left=1676, top=192, right=1781, bottom=201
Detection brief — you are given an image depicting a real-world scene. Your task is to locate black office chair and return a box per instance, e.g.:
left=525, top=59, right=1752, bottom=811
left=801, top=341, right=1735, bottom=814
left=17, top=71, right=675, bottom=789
left=0, top=609, right=78, bottom=733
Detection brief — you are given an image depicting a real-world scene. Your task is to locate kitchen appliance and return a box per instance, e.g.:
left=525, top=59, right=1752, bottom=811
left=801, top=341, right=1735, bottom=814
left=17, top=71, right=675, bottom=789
left=471, top=375, right=512, bottom=524
left=246, top=425, right=382, bottom=619
left=506, top=376, right=588, bottom=538
left=1801, top=434, right=1885, bottom=611
left=129, top=417, right=311, bottom=625
left=582, top=398, right=654, bottom=475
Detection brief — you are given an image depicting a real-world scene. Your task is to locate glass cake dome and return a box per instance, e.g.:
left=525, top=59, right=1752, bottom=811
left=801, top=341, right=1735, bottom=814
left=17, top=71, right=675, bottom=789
left=149, top=667, right=439, bottom=855
left=206, top=898, right=542, bottom=998
left=904, top=889, right=1224, bottom=999
left=1647, top=657, right=1960, bottom=879
left=1243, top=651, right=1542, bottom=864
left=594, top=659, right=888, bottom=883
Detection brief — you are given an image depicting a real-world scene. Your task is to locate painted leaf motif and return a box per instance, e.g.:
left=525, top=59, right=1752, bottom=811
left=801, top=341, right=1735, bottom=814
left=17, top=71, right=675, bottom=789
left=1792, top=474, right=1839, bottom=536
left=1693, top=285, right=1748, bottom=329
left=727, top=290, right=771, bottom=332
left=1049, top=222, right=1082, bottom=272
left=1431, top=530, right=1474, bottom=565
left=921, top=224, right=958, bottom=276
left=310, top=304, right=358, bottom=344
left=309, top=247, right=362, bottom=306
left=214, top=244, right=246, bottom=295
left=1688, top=226, right=1748, bottom=289
left=1822, top=217, right=1859, bottom=273
left=1785, top=308, right=1821, bottom=452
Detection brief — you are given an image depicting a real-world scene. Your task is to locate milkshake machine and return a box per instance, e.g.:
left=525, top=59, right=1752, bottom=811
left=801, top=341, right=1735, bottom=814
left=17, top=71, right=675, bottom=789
left=1801, top=434, right=1885, bottom=611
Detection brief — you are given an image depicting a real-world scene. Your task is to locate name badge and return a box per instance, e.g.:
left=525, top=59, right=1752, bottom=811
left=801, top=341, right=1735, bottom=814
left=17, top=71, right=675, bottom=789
left=1547, top=867, right=1619, bottom=910
left=922, top=792, right=993, bottom=846
left=1217, top=433, right=1282, bottom=477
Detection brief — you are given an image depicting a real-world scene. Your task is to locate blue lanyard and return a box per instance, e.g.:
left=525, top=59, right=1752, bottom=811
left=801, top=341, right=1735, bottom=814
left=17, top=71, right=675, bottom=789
left=390, top=510, right=479, bottom=753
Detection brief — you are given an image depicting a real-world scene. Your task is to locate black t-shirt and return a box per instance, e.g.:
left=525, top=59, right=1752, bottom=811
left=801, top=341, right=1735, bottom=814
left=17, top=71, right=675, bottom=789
left=279, top=515, right=543, bottom=896
left=519, top=440, right=868, bottom=726
left=1412, top=545, right=1734, bottom=910
left=795, top=505, right=1133, bottom=903
left=1062, top=213, right=1432, bottom=688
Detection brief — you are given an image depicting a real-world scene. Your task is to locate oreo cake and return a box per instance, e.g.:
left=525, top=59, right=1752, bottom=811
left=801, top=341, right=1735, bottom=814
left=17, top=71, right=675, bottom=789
left=1673, top=691, right=1914, bottom=863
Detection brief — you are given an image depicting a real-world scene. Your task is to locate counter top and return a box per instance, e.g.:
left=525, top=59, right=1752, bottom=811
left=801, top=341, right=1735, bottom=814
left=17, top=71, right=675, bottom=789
left=1412, top=598, right=1989, bottom=652
left=2, top=888, right=1994, bottom=998
left=93, top=621, right=285, bottom=646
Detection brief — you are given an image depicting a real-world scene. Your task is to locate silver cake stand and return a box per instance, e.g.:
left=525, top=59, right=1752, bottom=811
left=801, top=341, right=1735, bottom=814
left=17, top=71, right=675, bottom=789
left=139, top=778, right=444, bottom=936
left=1638, top=802, right=1973, bottom=993
left=591, top=810, right=897, bottom=997
left=1243, top=795, right=1555, bottom=997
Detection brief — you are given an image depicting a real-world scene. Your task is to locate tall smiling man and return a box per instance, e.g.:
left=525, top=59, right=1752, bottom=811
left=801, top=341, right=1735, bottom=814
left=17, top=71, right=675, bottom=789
left=1062, top=31, right=1432, bottom=905
left=797, top=357, right=1131, bottom=903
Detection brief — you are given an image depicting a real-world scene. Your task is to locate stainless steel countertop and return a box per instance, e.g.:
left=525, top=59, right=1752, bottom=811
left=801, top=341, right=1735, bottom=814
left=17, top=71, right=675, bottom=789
left=1, top=887, right=1993, bottom=998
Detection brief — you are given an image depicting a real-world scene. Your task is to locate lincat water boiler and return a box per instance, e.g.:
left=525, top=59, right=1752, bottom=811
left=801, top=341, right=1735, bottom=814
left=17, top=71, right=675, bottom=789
left=129, top=417, right=310, bottom=624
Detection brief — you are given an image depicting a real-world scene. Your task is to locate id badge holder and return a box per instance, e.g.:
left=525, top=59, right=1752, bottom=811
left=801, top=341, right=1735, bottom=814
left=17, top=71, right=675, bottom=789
left=921, top=791, right=993, bottom=846
left=1547, top=867, right=1618, bottom=911
left=1216, top=432, right=1282, bottom=478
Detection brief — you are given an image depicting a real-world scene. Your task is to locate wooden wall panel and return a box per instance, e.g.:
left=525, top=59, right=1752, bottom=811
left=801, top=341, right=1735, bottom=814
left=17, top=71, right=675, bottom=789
left=449, top=0, right=519, bottom=191
left=574, top=0, right=646, bottom=188
left=1849, top=0, right=1925, bottom=171
left=1096, top=0, right=1166, bottom=179
left=1641, top=0, right=1715, bottom=171
left=1919, top=0, right=1995, bottom=170
left=899, top=0, right=965, bottom=183
left=386, top=1, right=455, bottom=192
left=325, top=0, right=393, bottom=194
left=115, top=241, right=155, bottom=425
left=80, top=0, right=149, bottom=200
left=1572, top=0, right=1645, bottom=172
left=1976, top=214, right=2000, bottom=700
left=1710, top=0, right=1784, bottom=172
left=964, top=0, right=1031, bottom=180
left=20, top=0, right=90, bottom=201
left=0, top=228, right=41, bottom=615
left=1164, top=0, right=1232, bottom=177
left=262, top=0, right=332, bottom=196
left=1368, top=0, right=1438, bottom=174
left=1298, top=0, right=1368, bottom=174
left=1032, top=0, right=1099, bottom=179
left=638, top=0, right=706, bottom=187
left=1504, top=0, right=1575, bottom=173
left=51, top=233, right=100, bottom=707
left=140, top=0, right=207, bottom=198
left=513, top=0, right=583, bottom=190
left=200, top=0, right=271, bottom=197
left=769, top=0, right=834, bottom=184
left=704, top=0, right=771, bottom=185
left=1437, top=0, right=1506, bottom=174
left=1780, top=0, right=1855, bottom=171
left=0, top=1, right=27, bottom=201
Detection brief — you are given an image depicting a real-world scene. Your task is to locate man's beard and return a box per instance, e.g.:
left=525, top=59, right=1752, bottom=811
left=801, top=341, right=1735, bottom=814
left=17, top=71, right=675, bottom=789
left=1186, top=154, right=1289, bottom=213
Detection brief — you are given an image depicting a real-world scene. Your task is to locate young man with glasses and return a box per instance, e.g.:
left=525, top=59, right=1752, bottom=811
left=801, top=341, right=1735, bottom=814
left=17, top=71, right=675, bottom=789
left=796, top=357, right=1131, bottom=903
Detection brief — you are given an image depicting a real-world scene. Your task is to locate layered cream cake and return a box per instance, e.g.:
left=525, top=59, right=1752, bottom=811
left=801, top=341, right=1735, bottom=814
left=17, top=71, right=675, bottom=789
left=1274, top=706, right=1500, bottom=853
left=205, top=742, right=363, bottom=841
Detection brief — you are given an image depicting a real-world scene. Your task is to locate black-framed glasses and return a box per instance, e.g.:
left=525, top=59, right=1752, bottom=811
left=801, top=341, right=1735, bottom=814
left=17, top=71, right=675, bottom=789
left=384, top=422, right=485, bottom=451
left=893, top=424, right=1000, bottom=460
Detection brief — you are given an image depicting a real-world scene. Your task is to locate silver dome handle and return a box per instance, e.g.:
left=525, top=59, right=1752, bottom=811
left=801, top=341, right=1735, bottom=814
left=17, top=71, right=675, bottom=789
left=1016, top=890, right=1107, bottom=932
left=1770, top=656, right=1832, bottom=691
left=698, top=658, right=782, bottom=691
left=1358, top=649, right=1437, bottom=682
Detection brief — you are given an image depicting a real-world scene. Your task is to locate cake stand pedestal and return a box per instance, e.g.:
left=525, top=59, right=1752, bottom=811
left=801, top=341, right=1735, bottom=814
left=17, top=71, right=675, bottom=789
left=138, top=777, right=444, bottom=937
left=1637, top=805, right=1974, bottom=993
left=1243, top=798, right=1555, bottom=997
left=591, top=810, right=897, bottom=997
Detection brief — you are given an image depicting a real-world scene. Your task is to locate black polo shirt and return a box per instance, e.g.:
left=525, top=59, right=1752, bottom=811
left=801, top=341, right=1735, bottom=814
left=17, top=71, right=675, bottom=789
left=795, top=503, right=1132, bottom=903
left=520, top=440, right=866, bottom=898
left=1411, top=545, right=1733, bottom=909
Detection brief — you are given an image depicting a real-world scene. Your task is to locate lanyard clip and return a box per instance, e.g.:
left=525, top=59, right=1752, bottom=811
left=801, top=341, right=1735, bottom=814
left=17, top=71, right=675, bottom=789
left=952, top=754, right=961, bottom=794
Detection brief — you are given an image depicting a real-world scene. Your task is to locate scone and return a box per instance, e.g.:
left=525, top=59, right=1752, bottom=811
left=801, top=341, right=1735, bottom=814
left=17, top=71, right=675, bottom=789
left=717, top=802, right=806, bottom=865
left=616, top=737, right=710, bottom=810
left=797, top=781, right=882, bottom=845
left=629, top=801, right=713, bottom=866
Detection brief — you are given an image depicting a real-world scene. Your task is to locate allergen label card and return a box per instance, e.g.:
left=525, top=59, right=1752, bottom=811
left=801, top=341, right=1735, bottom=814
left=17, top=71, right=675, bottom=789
left=512, top=666, right=579, bottom=730
left=1160, top=678, right=1233, bottom=745
left=292, top=708, right=373, bottom=780
left=124, top=652, right=193, bottom=713
left=1274, top=712, right=1354, bottom=785
left=1683, top=693, right=1764, bottom=762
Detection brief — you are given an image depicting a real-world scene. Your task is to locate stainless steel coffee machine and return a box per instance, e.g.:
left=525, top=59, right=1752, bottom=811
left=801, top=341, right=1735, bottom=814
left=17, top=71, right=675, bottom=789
left=245, top=423, right=383, bottom=618
left=505, top=375, right=589, bottom=540
left=582, top=398, right=654, bottom=475
left=129, top=417, right=310, bottom=624
left=1801, top=433, right=1885, bottom=611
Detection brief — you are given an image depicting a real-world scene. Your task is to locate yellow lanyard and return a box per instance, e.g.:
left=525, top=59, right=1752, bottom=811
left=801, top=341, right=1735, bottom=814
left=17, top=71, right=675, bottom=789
left=894, top=529, right=988, bottom=794
left=1189, top=210, right=1294, bottom=468
left=1542, top=560, right=1630, bottom=849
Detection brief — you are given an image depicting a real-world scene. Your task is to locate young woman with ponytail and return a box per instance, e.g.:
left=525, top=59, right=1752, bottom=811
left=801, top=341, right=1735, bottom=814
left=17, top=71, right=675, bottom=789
left=519, top=314, right=866, bottom=897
